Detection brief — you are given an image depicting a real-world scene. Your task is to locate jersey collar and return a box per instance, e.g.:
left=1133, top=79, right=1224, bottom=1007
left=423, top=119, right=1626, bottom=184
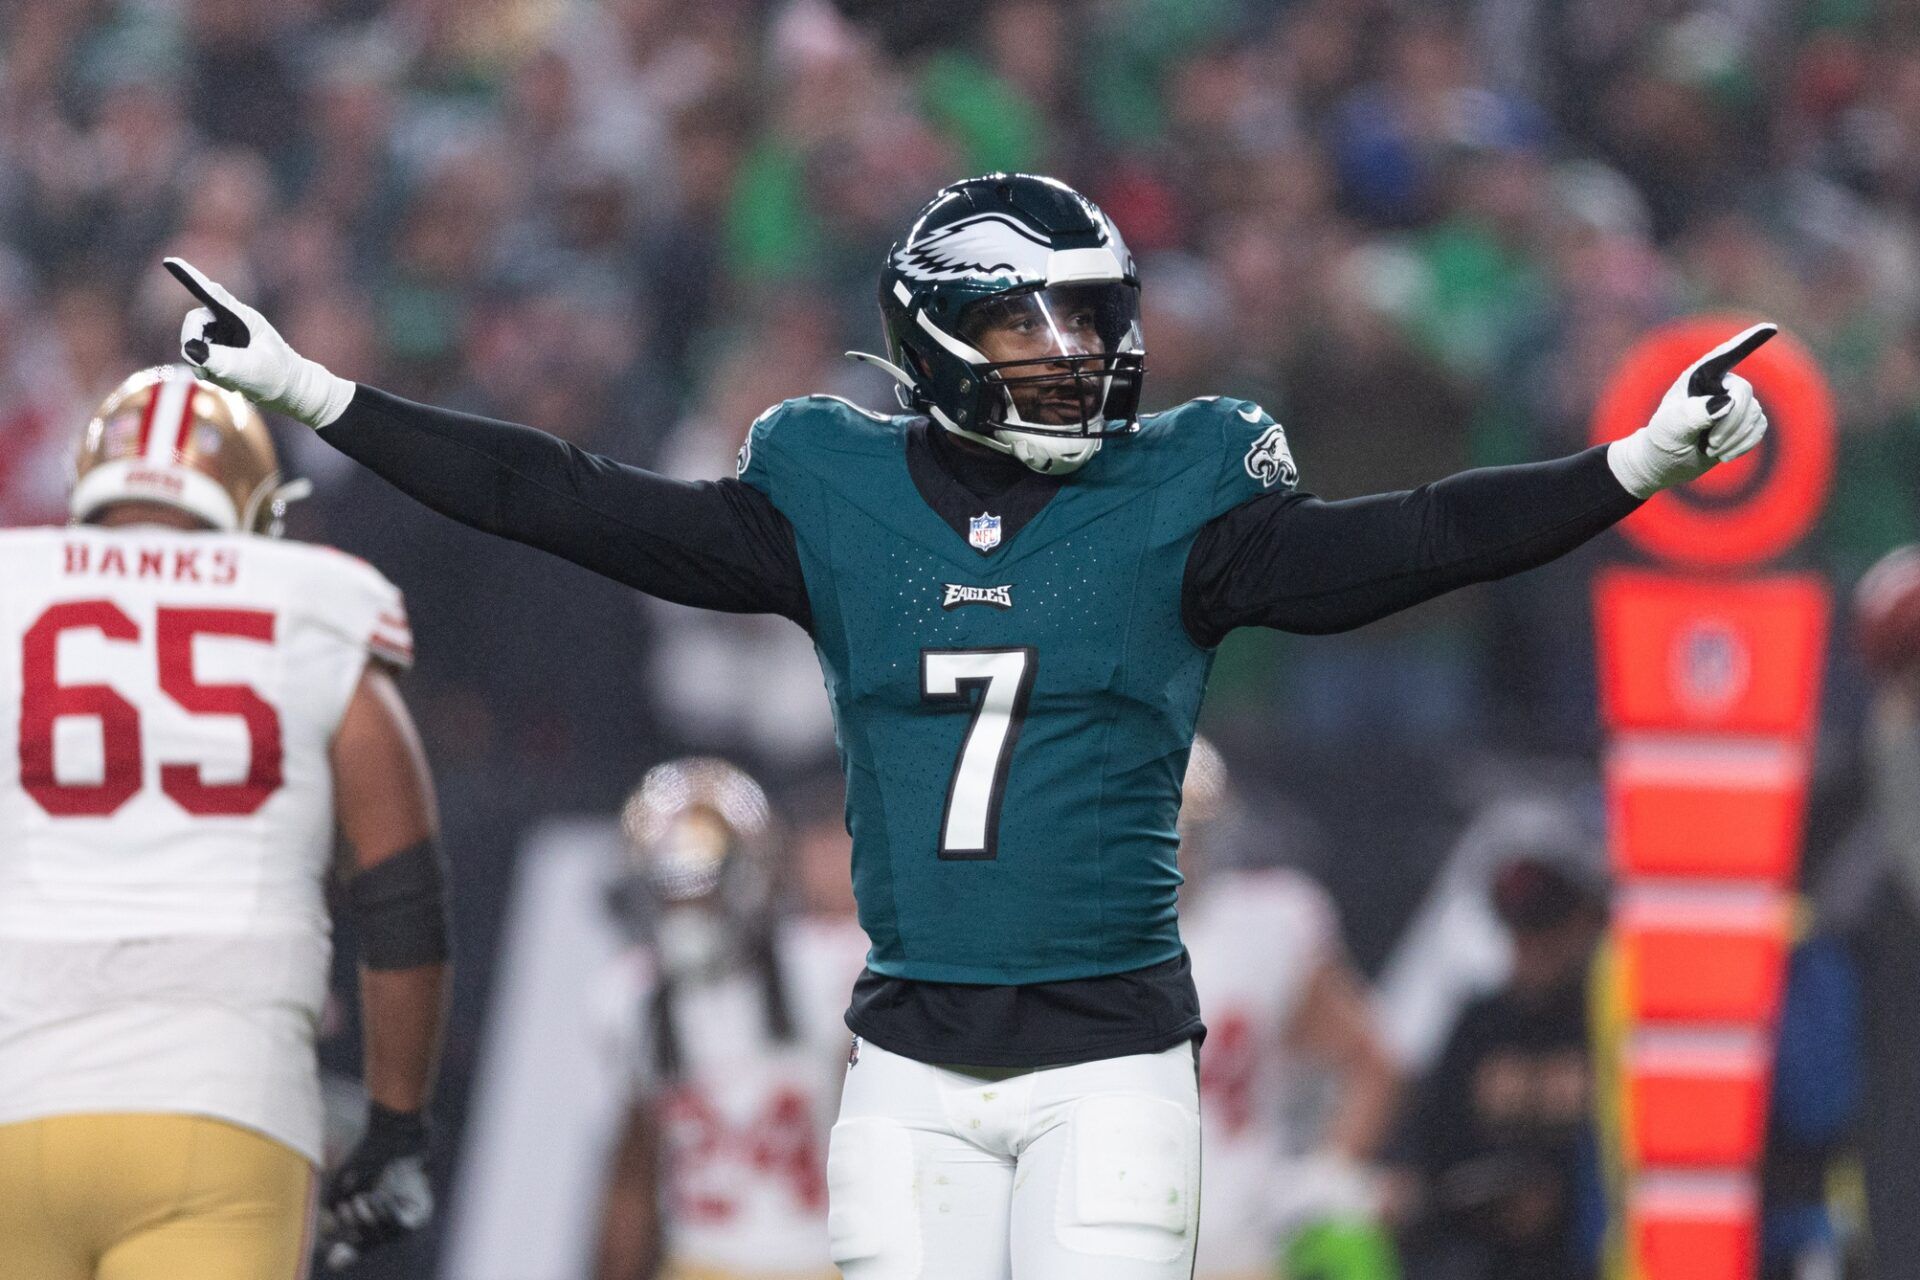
left=908, top=422, right=1063, bottom=556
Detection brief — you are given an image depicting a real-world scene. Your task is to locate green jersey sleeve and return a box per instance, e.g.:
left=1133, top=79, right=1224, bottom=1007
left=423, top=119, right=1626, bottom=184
left=734, top=399, right=796, bottom=500
left=1207, top=396, right=1300, bottom=516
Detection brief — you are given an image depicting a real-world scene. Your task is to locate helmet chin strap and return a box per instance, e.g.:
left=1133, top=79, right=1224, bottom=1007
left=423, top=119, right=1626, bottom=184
left=1005, top=432, right=1101, bottom=474
left=844, top=351, right=1102, bottom=476
left=933, top=403, right=1101, bottom=475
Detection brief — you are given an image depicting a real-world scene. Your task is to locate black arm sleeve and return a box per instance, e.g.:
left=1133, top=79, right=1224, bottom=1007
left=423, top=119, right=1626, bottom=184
left=1183, top=444, right=1640, bottom=645
left=321, top=387, right=811, bottom=628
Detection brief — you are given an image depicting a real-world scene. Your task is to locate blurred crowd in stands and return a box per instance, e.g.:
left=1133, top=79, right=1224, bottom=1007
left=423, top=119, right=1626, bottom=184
left=9, top=1, right=1920, bottom=1276
left=9, top=0, right=1920, bottom=780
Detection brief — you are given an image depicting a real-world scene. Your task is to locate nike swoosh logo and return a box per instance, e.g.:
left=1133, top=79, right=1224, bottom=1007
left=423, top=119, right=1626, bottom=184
left=1237, top=405, right=1263, bottom=423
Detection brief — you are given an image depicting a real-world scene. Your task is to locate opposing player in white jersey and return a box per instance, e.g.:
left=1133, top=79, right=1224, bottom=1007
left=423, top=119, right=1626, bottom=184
left=594, top=760, right=868, bottom=1280
left=0, top=366, right=451, bottom=1280
left=1180, top=740, right=1402, bottom=1280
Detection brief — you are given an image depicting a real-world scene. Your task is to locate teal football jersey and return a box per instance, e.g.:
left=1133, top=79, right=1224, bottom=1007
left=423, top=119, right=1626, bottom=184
left=739, top=395, right=1296, bottom=983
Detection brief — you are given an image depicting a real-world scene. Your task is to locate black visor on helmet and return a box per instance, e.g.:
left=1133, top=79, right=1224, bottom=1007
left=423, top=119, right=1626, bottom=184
left=953, top=282, right=1144, bottom=437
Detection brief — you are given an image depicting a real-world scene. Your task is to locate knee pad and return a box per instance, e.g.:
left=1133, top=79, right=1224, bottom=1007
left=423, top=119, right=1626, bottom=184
left=827, top=1117, right=921, bottom=1279
left=1057, top=1094, right=1198, bottom=1263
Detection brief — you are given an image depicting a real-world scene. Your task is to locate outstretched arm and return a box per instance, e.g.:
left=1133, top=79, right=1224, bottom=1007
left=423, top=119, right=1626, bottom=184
left=326, top=389, right=810, bottom=624
left=163, top=258, right=810, bottom=627
left=1185, top=324, right=1776, bottom=644
left=1183, top=446, right=1638, bottom=642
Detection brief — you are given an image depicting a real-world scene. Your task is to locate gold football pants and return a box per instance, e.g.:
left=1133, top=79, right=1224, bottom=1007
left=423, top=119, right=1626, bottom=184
left=0, top=1112, right=315, bottom=1280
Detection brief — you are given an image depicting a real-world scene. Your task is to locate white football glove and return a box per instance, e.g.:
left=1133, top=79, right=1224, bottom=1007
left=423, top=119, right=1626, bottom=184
left=164, top=258, right=357, bottom=429
left=1607, top=322, right=1777, bottom=499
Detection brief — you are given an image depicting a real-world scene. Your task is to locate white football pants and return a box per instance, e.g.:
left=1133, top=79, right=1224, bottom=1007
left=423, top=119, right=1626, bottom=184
left=827, top=1038, right=1200, bottom=1280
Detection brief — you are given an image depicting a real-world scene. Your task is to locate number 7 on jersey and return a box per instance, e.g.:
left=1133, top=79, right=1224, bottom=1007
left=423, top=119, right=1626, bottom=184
left=920, top=647, right=1036, bottom=860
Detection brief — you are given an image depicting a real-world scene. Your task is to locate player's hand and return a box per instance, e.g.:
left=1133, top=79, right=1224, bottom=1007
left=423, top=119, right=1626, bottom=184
left=316, top=1104, right=434, bottom=1271
left=163, top=257, right=356, bottom=428
left=1607, top=322, right=1776, bottom=499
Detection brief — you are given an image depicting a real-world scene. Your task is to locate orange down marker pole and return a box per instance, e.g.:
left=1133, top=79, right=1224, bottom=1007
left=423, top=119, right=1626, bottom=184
left=1589, top=318, right=1835, bottom=1280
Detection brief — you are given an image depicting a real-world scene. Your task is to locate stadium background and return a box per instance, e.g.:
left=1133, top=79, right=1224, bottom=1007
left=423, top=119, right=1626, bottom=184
left=7, top=0, right=1920, bottom=1276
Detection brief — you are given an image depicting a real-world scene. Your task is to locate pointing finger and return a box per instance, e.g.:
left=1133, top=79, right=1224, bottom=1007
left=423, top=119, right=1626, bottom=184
left=162, top=258, right=251, bottom=349
left=1688, top=323, right=1778, bottom=414
left=163, top=258, right=236, bottom=317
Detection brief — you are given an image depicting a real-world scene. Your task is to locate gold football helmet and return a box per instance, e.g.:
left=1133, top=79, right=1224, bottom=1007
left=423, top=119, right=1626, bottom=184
left=70, top=365, right=310, bottom=534
left=611, top=757, right=781, bottom=981
left=619, top=756, right=776, bottom=906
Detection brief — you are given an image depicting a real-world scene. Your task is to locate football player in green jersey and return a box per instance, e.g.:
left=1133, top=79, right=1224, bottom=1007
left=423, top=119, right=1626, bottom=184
left=167, top=173, right=1771, bottom=1280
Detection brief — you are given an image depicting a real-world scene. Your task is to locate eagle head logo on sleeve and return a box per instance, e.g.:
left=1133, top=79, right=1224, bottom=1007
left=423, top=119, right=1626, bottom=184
left=1243, top=421, right=1298, bottom=489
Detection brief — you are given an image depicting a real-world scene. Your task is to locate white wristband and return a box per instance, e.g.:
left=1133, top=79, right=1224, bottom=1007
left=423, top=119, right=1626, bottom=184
left=1607, top=431, right=1670, bottom=500
left=276, top=359, right=358, bottom=430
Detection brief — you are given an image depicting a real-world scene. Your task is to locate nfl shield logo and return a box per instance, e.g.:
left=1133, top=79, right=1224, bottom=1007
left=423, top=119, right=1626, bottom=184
left=968, top=512, right=1002, bottom=551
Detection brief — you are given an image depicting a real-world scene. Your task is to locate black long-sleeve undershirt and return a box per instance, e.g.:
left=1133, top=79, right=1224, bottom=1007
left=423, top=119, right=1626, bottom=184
left=325, top=387, right=1640, bottom=645
left=1180, top=448, right=1641, bottom=646
left=327, top=388, right=812, bottom=626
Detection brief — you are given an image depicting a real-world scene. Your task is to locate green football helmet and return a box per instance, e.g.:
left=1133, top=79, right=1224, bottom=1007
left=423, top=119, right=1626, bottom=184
left=852, top=173, right=1146, bottom=475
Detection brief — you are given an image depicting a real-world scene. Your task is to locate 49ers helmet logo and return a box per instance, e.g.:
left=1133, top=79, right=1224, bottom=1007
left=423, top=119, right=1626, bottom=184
left=71, top=365, right=298, bottom=534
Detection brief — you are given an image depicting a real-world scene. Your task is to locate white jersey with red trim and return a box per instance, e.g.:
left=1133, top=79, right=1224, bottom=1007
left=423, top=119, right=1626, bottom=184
left=0, top=524, right=412, bottom=1163
left=594, top=915, right=868, bottom=1277
left=1187, top=868, right=1338, bottom=1277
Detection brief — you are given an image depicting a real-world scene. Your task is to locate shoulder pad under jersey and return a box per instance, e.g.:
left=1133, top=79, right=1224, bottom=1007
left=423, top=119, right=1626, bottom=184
left=1128, top=401, right=1297, bottom=521
left=735, top=395, right=906, bottom=501
left=1154, top=396, right=1299, bottom=518
left=279, top=542, right=414, bottom=671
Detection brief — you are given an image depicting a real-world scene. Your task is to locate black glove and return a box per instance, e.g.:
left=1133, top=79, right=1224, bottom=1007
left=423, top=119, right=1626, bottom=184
left=318, top=1104, right=434, bottom=1271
